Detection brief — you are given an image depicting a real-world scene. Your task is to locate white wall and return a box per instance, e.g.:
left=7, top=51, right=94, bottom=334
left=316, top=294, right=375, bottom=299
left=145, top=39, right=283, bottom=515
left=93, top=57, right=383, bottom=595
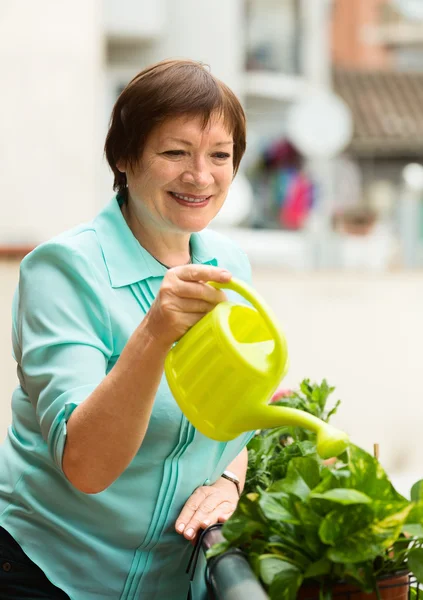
left=0, top=0, right=104, bottom=245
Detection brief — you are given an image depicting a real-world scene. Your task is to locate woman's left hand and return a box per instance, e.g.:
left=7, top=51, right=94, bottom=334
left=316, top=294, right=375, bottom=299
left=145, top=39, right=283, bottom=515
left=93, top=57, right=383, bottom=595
left=175, top=478, right=239, bottom=543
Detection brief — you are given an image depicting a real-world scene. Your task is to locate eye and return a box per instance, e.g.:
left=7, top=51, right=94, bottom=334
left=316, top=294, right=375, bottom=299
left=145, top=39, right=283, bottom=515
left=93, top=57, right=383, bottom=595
left=213, top=152, right=231, bottom=160
left=162, top=150, right=186, bottom=157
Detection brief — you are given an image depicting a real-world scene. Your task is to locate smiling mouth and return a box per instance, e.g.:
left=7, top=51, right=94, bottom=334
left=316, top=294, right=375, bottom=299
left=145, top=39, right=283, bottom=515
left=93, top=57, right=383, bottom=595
left=169, top=191, right=211, bottom=204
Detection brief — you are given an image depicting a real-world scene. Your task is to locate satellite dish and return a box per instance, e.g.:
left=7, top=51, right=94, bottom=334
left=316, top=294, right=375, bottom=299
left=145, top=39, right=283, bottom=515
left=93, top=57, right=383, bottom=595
left=285, top=91, right=353, bottom=158
left=393, top=0, right=423, bottom=20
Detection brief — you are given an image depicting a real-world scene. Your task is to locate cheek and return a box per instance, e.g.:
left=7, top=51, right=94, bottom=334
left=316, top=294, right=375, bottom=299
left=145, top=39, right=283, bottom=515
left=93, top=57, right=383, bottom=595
left=154, top=159, right=183, bottom=182
left=217, top=169, right=234, bottom=195
left=131, top=160, right=180, bottom=191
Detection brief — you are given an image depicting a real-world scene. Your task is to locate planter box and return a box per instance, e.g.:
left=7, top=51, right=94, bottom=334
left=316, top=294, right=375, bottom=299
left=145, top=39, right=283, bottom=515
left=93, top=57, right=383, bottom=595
left=298, top=573, right=411, bottom=600
left=199, top=527, right=415, bottom=600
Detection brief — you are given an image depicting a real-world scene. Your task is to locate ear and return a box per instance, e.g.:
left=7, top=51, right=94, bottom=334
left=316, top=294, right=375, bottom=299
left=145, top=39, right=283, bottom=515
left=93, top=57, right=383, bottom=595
left=116, top=160, right=127, bottom=173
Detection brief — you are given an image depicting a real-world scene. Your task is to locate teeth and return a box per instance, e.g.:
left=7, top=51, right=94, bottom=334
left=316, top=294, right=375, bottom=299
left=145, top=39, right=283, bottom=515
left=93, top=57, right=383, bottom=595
left=172, top=192, right=207, bottom=203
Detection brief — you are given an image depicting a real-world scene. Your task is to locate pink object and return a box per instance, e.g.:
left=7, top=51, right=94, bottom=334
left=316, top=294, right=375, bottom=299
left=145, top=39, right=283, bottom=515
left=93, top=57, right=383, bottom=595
left=280, top=172, right=313, bottom=230
left=270, top=388, right=293, bottom=403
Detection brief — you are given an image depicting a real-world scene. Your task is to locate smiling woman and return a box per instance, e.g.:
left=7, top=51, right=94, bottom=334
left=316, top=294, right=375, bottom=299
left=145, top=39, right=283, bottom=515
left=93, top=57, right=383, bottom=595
left=0, top=59, right=254, bottom=600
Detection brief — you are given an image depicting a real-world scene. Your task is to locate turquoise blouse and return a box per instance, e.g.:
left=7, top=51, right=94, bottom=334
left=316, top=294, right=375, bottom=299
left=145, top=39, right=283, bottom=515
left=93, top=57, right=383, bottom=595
left=0, top=197, right=254, bottom=600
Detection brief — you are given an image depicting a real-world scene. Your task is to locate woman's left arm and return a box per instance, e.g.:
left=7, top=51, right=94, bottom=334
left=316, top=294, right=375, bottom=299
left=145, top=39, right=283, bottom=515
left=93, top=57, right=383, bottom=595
left=175, top=447, right=248, bottom=542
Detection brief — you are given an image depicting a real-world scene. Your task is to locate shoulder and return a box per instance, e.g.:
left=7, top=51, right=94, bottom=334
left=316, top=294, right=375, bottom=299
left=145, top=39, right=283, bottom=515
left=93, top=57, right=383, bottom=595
left=20, top=221, right=105, bottom=281
left=16, top=223, right=110, bottom=325
left=199, top=228, right=252, bottom=283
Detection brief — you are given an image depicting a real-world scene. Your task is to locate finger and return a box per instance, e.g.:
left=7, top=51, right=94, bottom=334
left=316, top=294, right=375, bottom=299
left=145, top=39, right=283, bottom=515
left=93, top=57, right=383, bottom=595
left=172, top=298, right=220, bottom=315
left=183, top=497, right=236, bottom=540
left=177, top=490, right=220, bottom=540
left=175, top=488, right=208, bottom=535
left=201, top=501, right=237, bottom=528
left=174, top=265, right=232, bottom=284
left=170, top=280, right=227, bottom=305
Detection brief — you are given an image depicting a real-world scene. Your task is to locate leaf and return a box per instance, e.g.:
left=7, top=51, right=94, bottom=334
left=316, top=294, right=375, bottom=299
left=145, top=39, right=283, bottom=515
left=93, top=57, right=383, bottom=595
left=319, top=505, right=374, bottom=545
left=206, top=541, right=229, bottom=559
left=221, top=496, right=264, bottom=545
left=406, top=501, right=423, bottom=525
left=268, top=563, right=303, bottom=600
left=411, top=480, right=423, bottom=503
left=311, top=488, right=372, bottom=505
left=326, top=504, right=413, bottom=563
left=239, top=493, right=263, bottom=521
left=304, top=557, right=331, bottom=578
left=221, top=514, right=262, bottom=545
left=258, top=490, right=300, bottom=524
left=346, top=445, right=407, bottom=505
left=260, top=554, right=296, bottom=586
left=277, top=457, right=321, bottom=501
left=295, top=503, right=325, bottom=557
left=408, top=548, right=423, bottom=582
left=326, top=399, right=341, bottom=420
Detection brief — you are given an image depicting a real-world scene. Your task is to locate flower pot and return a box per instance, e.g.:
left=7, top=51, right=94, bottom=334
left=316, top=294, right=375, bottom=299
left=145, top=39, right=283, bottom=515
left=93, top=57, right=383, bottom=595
left=298, top=572, right=409, bottom=600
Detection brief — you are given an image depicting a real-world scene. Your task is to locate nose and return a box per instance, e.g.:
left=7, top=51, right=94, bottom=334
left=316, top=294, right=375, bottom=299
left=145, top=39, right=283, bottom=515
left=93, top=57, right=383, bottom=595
left=181, top=157, right=214, bottom=189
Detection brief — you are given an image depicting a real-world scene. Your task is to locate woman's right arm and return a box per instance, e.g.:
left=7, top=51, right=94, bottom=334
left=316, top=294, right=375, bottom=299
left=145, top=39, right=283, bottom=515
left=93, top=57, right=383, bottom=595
left=62, top=264, right=231, bottom=494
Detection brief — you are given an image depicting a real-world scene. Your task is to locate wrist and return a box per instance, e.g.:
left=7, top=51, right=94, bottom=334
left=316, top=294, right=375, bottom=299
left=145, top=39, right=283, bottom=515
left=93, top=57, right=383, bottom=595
left=141, top=312, right=174, bottom=354
left=218, top=470, right=241, bottom=497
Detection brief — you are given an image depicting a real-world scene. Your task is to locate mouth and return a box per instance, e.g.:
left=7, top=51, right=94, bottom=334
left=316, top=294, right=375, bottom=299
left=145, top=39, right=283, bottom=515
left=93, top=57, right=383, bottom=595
left=168, top=191, right=211, bottom=207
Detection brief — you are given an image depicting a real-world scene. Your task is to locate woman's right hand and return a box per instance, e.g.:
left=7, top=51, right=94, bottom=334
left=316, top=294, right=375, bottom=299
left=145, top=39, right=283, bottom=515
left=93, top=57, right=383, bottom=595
left=145, top=265, right=232, bottom=349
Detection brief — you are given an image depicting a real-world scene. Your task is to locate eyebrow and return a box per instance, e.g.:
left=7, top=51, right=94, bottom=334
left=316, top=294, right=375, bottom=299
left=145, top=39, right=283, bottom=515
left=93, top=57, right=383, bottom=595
left=164, top=137, right=233, bottom=146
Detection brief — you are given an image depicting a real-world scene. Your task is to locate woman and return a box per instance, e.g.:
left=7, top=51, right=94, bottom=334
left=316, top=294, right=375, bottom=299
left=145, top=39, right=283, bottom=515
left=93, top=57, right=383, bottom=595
left=0, top=59, right=254, bottom=599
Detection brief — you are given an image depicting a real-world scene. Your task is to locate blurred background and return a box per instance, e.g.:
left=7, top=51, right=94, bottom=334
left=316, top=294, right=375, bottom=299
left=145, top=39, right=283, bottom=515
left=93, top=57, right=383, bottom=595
left=1, top=0, right=423, bottom=494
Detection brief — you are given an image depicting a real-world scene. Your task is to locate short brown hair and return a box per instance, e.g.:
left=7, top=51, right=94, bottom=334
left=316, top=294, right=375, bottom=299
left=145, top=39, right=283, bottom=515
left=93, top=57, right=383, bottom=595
left=104, top=59, right=247, bottom=200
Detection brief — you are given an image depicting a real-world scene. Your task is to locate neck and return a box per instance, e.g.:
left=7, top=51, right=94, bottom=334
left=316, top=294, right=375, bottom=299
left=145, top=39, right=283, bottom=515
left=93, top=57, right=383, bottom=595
left=121, top=200, right=191, bottom=268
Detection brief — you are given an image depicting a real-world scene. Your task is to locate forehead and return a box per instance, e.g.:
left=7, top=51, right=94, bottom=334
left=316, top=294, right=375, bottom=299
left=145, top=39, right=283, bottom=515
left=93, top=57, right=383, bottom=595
left=151, top=114, right=233, bottom=145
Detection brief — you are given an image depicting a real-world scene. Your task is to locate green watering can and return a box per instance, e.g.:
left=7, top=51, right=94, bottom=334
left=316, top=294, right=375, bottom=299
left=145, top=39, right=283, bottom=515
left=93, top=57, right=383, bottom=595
left=164, top=278, right=349, bottom=459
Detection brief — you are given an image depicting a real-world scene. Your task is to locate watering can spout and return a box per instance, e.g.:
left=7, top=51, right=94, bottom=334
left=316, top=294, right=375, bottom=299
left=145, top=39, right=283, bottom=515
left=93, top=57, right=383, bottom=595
left=249, top=404, right=350, bottom=459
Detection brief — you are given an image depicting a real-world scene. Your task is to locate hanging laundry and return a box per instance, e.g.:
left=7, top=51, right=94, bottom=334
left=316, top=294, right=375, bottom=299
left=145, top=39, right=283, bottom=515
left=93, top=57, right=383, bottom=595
left=280, top=171, right=315, bottom=230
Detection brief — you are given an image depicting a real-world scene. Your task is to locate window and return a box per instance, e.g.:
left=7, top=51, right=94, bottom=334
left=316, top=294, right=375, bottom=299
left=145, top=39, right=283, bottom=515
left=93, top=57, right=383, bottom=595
left=245, top=0, right=301, bottom=74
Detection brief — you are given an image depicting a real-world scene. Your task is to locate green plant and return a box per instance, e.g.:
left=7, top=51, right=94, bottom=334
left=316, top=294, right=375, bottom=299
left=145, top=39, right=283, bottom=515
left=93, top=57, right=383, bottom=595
left=210, top=381, right=423, bottom=600
left=244, top=379, right=341, bottom=494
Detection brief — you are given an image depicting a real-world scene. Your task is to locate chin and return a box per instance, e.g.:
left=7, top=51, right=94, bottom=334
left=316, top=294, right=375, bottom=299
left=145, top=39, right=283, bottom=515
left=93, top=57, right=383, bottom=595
left=174, top=214, right=216, bottom=233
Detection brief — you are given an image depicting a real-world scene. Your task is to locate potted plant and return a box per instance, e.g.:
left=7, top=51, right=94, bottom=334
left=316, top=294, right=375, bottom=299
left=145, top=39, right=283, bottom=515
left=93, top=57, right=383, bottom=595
left=209, top=380, right=423, bottom=600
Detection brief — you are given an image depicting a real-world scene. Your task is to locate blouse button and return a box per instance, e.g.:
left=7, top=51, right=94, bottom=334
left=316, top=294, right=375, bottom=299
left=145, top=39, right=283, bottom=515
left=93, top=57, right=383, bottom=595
left=204, top=478, right=211, bottom=485
left=2, top=562, right=11, bottom=572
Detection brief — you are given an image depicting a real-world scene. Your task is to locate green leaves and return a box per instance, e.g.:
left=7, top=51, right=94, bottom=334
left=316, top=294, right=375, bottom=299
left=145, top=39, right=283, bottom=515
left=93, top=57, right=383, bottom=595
left=408, top=548, right=423, bottom=583
left=311, top=488, right=372, bottom=505
left=261, top=557, right=303, bottom=600
left=325, top=504, right=413, bottom=563
left=345, top=445, right=407, bottom=506
left=273, top=457, right=320, bottom=501
left=411, top=480, right=423, bottom=503
left=212, top=380, right=423, bottom=597
left=258, top=491, right=299, bottom=524
left=259, top=555, right=299, bottom=586
left=319, top=505, right=374, bottom=546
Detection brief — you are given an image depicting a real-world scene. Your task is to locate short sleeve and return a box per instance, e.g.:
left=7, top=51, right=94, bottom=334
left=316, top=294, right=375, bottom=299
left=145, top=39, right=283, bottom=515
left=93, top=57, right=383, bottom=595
left=14, top=241, right=113, bottom=470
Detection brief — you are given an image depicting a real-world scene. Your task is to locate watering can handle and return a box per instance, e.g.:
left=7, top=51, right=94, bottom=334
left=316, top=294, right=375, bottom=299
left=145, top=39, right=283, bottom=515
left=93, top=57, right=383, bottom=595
left=208, top=278, right=287, bottom=364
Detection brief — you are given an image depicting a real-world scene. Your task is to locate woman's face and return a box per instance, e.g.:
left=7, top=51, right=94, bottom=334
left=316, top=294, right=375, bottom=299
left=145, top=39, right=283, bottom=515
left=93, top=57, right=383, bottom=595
left=119, top=114, right=234, bottom=234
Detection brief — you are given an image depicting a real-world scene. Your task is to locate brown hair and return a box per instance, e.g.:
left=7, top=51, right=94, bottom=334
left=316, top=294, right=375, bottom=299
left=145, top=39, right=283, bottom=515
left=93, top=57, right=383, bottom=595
left=104, top=59, right=247, bottom=200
